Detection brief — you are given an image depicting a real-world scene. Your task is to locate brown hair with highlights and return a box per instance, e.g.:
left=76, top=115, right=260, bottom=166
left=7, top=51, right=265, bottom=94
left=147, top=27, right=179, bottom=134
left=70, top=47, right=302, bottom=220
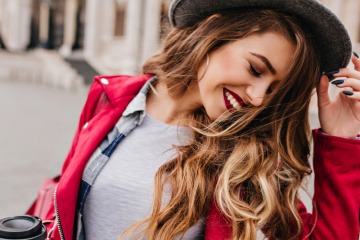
left=122, top=9, right=321, bottom=240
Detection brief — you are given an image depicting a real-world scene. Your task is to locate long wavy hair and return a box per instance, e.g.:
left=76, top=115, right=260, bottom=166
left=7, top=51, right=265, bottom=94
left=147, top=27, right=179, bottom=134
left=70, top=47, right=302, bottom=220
left=122, top=9, right=321, bottom=240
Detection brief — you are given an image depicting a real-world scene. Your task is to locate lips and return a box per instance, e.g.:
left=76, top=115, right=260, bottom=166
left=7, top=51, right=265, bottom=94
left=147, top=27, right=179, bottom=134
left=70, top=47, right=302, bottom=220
left=223, top=88, right=247, bottom=111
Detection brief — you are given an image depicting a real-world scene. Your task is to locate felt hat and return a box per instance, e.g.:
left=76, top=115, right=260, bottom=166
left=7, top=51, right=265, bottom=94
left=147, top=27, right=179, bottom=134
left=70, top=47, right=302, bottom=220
left=169, top=0, right=352, bottom=72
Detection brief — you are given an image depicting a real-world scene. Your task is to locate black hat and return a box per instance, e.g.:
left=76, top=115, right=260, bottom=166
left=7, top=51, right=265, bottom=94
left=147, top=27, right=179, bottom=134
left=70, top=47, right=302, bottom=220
left=169, top=0, right=352, bottom=72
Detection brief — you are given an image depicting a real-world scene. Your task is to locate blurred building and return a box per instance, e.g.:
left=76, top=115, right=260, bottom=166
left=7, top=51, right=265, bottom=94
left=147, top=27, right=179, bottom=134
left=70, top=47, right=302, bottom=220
left=0, top=0, right=359, bottom=85
left=0, top=0, right=170, bottom=85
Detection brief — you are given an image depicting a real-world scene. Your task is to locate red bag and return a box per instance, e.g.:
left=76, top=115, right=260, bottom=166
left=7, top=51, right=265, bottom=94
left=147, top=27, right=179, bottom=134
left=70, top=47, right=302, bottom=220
left=26, top=176, right=60, bottom=220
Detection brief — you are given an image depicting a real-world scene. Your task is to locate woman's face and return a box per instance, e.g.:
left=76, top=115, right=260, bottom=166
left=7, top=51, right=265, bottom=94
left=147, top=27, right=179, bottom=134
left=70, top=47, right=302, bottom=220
left=196, top=32, right=294, bottom=120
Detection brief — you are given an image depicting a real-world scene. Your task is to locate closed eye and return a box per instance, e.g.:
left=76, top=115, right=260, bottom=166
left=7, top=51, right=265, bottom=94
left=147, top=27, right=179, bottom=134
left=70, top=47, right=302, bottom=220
left=249, top=63, right=261, bottom=78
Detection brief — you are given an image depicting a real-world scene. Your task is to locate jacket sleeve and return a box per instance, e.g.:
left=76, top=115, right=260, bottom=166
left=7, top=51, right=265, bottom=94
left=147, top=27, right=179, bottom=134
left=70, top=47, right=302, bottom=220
left=205, top=129, right=360, bottom=240
left=299, top=129, right=360, bottom=239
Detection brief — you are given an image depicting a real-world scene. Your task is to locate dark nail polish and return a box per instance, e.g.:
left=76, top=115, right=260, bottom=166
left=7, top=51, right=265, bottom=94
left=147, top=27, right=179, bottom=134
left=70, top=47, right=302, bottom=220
left=354, top=51, right=359, bottom=58
left=326, top=69, right=340, bottom=75
left=343, top=91, right=354, bottom=96
left=331, top=79, right=345, bottom=85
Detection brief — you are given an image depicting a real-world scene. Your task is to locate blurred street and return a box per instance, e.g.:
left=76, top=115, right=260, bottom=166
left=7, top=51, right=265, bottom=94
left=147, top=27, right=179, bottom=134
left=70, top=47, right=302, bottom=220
left=0, top=78, right=88, bottom=218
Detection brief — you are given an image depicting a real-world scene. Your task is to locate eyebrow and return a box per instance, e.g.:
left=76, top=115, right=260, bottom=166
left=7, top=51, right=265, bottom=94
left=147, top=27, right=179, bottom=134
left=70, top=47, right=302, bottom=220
left=250, top=52, right=277, bottom=75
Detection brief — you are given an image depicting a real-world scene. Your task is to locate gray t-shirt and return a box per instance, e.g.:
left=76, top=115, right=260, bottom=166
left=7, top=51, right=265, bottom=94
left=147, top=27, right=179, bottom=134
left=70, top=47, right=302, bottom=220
left=83, top=113, right=205, bottom=239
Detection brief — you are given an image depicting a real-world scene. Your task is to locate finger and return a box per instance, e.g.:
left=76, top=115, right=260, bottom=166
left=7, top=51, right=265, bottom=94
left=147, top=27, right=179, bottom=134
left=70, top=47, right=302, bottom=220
left=317, top=75, right=331, bottom=107
left=330, top=77, right=360, bottom=91
left=352, top=52, right=360, bottom=71
left=341, top=90, right=360, bottom=100
left=332, top=67, right=360, bottom=80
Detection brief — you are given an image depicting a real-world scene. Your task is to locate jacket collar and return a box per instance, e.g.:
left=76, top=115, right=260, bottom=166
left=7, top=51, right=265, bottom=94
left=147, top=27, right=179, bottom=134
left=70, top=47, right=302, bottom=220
left=93, top=74, right=154, bottom=107
left=122, top=76, right=157, bottom=126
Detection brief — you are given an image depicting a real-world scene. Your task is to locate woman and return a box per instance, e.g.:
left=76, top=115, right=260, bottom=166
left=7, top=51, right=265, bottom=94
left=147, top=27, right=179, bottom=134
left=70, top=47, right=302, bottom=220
left=28, top=0, right=360, bottom=239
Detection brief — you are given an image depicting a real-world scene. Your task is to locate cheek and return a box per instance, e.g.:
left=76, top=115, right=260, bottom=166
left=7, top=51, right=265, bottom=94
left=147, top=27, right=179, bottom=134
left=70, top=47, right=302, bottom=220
left=214, top=60, right=250, bottom=85
left=198, top=85, right=227, bottom=119
left=197, top=74, right=216, bottom=96
left=197, top=83, right=213, bottom=109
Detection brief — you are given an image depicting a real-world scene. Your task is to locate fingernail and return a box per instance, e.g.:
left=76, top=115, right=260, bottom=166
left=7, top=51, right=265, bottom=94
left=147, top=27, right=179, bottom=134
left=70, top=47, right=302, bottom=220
left=342, top=91, right=354, bottom=96
left=326, top=69, right=340, bottom=75
left=331, top=79, right=345, bottom=85
left=354, top=51, right=359, bottom=58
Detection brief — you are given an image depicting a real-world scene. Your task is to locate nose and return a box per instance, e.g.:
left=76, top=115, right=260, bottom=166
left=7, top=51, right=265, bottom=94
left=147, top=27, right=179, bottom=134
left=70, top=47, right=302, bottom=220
left=245, top=83, right=270, bottom=107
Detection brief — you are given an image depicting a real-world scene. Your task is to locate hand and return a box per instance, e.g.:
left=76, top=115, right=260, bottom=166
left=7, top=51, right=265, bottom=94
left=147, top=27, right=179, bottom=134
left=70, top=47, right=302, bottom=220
left=317, top=54, right=360, bottom=138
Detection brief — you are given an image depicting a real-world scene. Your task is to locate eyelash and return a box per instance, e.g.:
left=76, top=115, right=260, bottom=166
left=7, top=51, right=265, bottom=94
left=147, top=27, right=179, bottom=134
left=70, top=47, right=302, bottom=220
left=249, top=63, right=261, bottom=77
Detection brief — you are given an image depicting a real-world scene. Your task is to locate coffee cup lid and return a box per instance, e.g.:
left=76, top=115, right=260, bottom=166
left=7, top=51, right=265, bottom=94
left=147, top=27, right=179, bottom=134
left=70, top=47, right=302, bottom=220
left=0, top=215, right=46, bottom=240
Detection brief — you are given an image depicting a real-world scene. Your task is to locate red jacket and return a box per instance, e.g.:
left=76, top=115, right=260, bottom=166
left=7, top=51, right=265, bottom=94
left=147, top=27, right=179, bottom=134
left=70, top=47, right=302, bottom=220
left=28, top=74, right=360, bottom=239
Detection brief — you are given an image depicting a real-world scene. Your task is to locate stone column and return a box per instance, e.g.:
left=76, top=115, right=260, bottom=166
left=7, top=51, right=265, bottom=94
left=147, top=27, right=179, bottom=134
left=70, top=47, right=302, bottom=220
left=327, top=0, right=342, bottom=16
left=141, top=0, right=162, bottom=64
left=59, top=0, right=79, bottom=56
left=122, top=0, right=143, bottom=74
left=101, top=0, right=116, bottom=43
left=38, top=1, right=50, bottom=46
left=342, top=0, right=360, bottom=46
left=97, top=0, right=120, bottom=73
left=0, top=0, right=33, bottom=51
left=0, top=0, right=3, bottom=48
left=83, top=0, right=103, bottom=58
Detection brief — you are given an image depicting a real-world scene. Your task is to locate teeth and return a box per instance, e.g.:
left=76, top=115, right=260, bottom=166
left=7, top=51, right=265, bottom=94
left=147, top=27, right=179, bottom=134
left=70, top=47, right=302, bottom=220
left=233, top=102, right=240, bottom=110
left=225, top=90, right=241, bottom=110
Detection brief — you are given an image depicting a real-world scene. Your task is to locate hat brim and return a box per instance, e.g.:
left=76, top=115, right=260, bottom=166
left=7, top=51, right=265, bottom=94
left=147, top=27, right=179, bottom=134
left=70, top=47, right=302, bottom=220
left=169, top=0, right=352, bottom=72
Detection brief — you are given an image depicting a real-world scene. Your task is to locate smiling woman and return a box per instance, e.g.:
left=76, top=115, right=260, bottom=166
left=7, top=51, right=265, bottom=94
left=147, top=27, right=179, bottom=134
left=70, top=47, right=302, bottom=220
left=26, top=1, right=360, bottom=240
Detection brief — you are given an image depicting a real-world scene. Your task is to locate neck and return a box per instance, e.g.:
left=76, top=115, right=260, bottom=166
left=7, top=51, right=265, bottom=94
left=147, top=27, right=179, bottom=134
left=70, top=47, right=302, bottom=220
left=146, top=81, right=200, bottom=125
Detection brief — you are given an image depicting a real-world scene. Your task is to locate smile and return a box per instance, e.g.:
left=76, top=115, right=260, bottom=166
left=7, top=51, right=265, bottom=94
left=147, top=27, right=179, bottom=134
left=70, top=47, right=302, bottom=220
left=223, top=88, right=247, bottom=111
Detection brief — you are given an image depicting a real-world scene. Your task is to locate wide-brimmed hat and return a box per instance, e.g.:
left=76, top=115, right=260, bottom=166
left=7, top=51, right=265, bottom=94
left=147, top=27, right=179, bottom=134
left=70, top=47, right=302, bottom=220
left=169, top=0, right=352, bottom=73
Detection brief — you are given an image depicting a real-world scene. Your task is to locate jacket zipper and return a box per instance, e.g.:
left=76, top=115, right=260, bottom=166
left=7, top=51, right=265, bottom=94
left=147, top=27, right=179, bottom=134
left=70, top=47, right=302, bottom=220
left=54, top=184, right=65, bottom=240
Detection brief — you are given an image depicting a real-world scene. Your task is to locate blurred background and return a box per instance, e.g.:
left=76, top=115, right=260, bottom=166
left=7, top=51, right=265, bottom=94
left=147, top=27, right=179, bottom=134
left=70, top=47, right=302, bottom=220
left=0, top=0, right=359, bottom=219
